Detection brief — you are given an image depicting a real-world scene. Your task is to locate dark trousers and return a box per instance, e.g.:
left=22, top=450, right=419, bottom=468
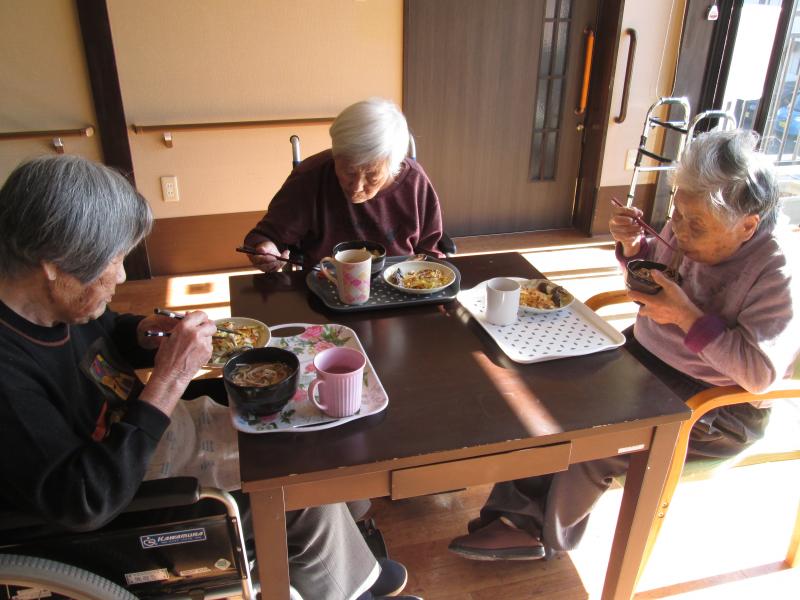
left=480, top=327, right=771, bottom=551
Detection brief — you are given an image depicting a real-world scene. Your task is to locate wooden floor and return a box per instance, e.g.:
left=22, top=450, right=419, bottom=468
left=110, top=228, right=800, bottom=600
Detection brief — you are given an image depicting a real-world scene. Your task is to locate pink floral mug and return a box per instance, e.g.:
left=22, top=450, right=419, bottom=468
left=319, top=249, right=372, bottom=305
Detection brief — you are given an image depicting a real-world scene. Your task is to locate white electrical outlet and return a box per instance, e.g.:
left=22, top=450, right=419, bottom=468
left=625, top=149, right=638, bottom=171
left=160, top=176, right=179, bottom=202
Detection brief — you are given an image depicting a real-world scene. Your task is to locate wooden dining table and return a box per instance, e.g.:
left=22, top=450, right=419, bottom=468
left=228, top=251, right=690, bottom=600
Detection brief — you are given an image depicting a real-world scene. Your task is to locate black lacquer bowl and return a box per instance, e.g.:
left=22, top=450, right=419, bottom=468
left=626, top=259, right=682, bottom=295
left=332, top=240, right=387, bottom=276
left=223, top=347, right=299, bottom=417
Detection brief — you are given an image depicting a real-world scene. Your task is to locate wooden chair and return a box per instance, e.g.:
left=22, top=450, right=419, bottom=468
left=584, top=290, right=800, bottom=584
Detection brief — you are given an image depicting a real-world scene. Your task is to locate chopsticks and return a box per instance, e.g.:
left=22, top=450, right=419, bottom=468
left=611, top=196, right=678, bottom=252
left=153, top=308, right=237, bottom=334
left=144, top=330, right=226, bottom=339
left=235, top=245, right=305, bottom=267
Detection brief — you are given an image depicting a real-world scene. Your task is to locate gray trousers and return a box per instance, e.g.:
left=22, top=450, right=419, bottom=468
left=479, top=330, right=771, bottom=552
left=286, top=503, right=378, bottom=600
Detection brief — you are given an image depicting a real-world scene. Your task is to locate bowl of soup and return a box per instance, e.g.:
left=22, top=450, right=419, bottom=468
left=332, top=240, right=386, bottom=276
left=625, top=259, right=682, bottom=295
left=223, top=347, right=300, bottom=417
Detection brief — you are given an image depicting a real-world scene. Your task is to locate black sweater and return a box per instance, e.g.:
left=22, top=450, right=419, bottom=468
left=0, top=301, right=170, bottom=531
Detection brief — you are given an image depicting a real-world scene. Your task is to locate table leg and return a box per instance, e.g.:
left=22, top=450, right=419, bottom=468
left=601, top=421, right=681, bottom=600
left=250, top=488, right=290, bottom=600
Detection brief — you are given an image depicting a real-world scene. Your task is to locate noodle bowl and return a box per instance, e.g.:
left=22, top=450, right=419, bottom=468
left=228, top=362, right=292, bottom=387
left=223, top=347, right=300, bottom=417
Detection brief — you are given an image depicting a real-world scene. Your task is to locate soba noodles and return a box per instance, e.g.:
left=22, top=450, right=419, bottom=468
left=229, top=361, right=292, bottom=387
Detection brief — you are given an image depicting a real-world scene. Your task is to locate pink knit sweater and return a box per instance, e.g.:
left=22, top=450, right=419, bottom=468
left=618, top=221, right=800, bottom=393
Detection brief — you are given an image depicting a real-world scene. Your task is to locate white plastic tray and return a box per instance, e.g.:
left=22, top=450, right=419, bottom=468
left=229, top=323, right=388, bottom=433
left=457, top=278, right=625, bottom=364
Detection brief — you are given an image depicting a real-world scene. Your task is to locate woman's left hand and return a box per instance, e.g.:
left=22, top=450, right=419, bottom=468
left=627, top=270, right=704, bottom=333
left=136, top=314, right=179, bottom=349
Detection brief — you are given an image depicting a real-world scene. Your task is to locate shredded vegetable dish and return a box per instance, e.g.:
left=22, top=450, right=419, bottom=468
left=211, top=321, right=265, bottom=364
left=519, top=281, right=571, bottom=310
left=520, top=287, right=557, bottom=309
left=228, top=361, right=292, bottom=387
left=395, top=268, right=453, bottom=290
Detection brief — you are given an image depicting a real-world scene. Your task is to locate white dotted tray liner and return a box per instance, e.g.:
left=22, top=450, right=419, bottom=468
left=457, top=278, right=625, bottom=364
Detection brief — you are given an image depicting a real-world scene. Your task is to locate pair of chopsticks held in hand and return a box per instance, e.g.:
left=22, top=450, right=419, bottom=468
left=144, top=308, right=234, bottom=338
left=236, top=245, right=304, bottom=267
left=611, top=196, right=683, bottom=270
left=611, top=196, right=678, bottom=252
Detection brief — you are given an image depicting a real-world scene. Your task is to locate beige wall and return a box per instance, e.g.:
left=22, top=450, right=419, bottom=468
left=0, top=0, right=102, bottom=178
left=2, top=0, right=684, bottom=241
left=108, top=0, right=403, bottom=219
left=600, top=0, right=686, bottom=188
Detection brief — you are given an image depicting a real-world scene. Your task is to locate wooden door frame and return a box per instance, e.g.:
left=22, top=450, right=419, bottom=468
left=75, top=0, right=151, bottom=280
left=573, top=0, right=625, bottom=235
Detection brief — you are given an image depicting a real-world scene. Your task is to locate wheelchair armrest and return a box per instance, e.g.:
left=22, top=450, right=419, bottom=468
left=438, top=232, right=457, bottom=256
left=124, top=477, right=201, bottom=513
left=0, top=478, right=202, bottom=537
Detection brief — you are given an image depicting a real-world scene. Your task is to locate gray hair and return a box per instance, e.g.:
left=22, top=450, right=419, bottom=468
left=675, top=129, right=781, bottom=232
left=0, top=155, right=153, bottom=283
left=330, top=98, right=410, bottom=175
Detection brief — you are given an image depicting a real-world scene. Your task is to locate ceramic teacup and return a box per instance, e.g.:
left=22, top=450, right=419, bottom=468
left=319, top=249, right=372, bottom=305
left=307, top=347, right=366, bottom=418
left=485, top=277, right=521, bottom=326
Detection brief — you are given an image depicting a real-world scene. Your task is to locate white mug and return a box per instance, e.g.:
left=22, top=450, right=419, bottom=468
left=485, top=277, right=520, bottom=326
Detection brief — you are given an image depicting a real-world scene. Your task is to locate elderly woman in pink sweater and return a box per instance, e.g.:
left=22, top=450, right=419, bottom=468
left=449, top=129, right=800, bottom=561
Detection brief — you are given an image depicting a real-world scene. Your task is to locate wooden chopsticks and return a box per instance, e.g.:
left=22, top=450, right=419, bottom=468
left=235, top=245, right=305, bottom=267
left=611, top=196, right=678, bottom=252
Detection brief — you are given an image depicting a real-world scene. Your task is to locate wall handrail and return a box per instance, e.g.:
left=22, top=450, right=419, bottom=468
left=0, top=126, right=95, bottom=154
left=131, top=117, right=336, bottom=148
left=0, top=126, right=95, bottom=141
left=131, top=117, right=335, bottom=133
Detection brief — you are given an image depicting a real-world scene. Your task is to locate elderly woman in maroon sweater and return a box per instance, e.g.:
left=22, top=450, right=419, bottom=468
left=244, top=98, right=444, bottom=272
left=449, top=129, right=800, bottom=561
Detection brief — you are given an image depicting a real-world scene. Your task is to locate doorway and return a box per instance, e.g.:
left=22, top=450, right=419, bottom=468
left=403, top=0, right=600, bottom=236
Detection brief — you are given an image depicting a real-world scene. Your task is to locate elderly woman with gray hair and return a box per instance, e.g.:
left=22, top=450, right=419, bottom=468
left=0, top=155, right=420, bottom=600
left=449, top=129, right=800, bottom=561
left=245, top=97, right=444, bottom=272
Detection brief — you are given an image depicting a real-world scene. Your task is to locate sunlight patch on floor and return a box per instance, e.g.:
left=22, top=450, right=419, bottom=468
left=164, top=268, right=258, bottom=317
left=568, top=460, right=800, bottom=599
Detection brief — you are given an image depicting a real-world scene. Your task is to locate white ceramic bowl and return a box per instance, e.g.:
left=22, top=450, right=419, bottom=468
left=518, top=279, right=575, bottom=314
left=382, top=261, right=456, bottom=295
left=207, top=317, right=270, bottom=368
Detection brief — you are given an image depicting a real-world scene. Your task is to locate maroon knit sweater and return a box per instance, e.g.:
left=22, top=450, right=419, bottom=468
left=245, top=150, right=444, bottom=266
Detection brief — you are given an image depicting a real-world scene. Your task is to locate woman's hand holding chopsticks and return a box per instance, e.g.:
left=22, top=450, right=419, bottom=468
left=238, top=240, right=296, bottom=273
left=609, top=198, right=647, bottom=257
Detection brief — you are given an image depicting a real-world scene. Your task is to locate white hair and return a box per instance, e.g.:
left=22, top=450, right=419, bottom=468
left=675, top=129, right=781, bottom=232
left=329, top=98, right=410, bottom=175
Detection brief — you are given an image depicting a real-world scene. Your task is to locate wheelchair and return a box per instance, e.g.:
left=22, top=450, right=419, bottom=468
left=0, top=476, right=263, bottom=600
left=0, top=380, right=387, bottom=599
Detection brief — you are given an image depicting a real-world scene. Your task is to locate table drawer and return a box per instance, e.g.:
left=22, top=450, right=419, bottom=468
left=391, top=443, right=571, bottom=500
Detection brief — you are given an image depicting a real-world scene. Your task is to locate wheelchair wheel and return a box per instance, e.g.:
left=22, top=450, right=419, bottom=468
left=0, top=554, right=137, bottom=600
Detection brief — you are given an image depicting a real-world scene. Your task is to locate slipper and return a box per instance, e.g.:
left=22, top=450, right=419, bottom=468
left=448, top=518, right=546, bottom=561
left=371, top=557, right=408, bottom=597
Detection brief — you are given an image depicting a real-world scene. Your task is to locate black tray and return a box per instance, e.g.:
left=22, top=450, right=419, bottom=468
left=306, top=256, right=461, bottom=312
